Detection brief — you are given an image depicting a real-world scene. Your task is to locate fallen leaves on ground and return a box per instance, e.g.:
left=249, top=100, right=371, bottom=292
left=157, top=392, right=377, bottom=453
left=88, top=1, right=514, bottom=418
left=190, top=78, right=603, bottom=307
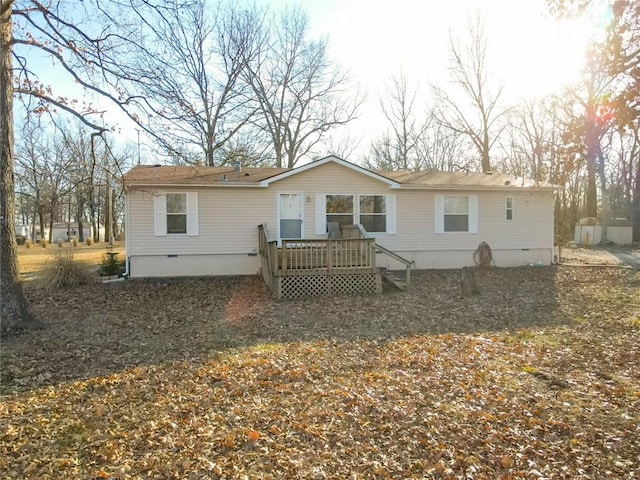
left=1, top=266, right=639, bottom=479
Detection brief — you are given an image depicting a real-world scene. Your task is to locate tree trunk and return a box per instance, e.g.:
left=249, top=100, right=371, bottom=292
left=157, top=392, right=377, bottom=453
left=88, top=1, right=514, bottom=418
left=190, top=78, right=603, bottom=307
left=1, top=4, right=39, bottom=333
left=77, top=199, right=85, bottom=242
left=597, top=148, right=609, bottom=245
left=584, top=102, right=599, bottom=218
left=460, top=266, right=479, bottom=296
left=634, top=151, right=640, bottom=242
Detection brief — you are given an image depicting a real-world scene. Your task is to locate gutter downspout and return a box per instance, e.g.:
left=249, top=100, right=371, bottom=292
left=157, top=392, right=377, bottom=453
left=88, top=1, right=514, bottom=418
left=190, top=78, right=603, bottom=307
left=121, top=186, right=131, bottom=278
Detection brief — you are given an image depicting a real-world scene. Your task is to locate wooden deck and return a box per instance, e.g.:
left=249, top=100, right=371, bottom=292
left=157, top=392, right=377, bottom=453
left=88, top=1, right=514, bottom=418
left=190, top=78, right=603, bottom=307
left=258, top=224, right=381, bottom=299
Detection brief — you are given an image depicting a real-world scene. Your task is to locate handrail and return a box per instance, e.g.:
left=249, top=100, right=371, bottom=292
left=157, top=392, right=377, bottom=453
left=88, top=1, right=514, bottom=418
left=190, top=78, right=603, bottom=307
left=355, top=223, right=413, bottom=290
left=375, top=242, right=413, bottom=291
left=259, top=223, right=276, bottom=243
left=258, top=224, right=278, bottom=283
left=374, top=243, right=413, bottom=267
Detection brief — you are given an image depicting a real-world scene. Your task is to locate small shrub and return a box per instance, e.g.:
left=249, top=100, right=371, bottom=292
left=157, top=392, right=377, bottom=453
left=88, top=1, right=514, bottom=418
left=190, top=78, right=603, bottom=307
left=86, top=237, right=94, bottom=246
left=100, top=251, right=123, bottom=276
left=25, top=239, right=32, bottom=249
left=57, top=240, right=64, bottom=248
left=38, top=250, right=92, bottom=290
left=71, top=237, right=78, bottom=247
left=40, top=239, right=48, bottom=248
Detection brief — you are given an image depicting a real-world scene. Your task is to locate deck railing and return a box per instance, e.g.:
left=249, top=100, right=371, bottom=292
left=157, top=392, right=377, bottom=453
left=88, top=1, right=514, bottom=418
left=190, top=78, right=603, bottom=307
left=279, top=238, right=376, bottom=274
left=258, top=224, right=376, bottom=276
left=258, top=224, right=386, bottom=299
left=355, top=224, right=414, bottom=290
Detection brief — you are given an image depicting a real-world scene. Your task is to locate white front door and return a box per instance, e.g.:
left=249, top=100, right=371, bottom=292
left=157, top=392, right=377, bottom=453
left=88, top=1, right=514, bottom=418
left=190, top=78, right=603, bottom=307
left=278, top=193, right=303, bottom=241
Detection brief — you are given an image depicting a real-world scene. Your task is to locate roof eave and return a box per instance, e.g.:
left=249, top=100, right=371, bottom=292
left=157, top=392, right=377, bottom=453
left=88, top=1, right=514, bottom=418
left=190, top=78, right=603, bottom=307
left=125, top=182, right=266, bottom=188
left=259, top=155, right=401, bottom=188
left=396, top=184, right=556, bottom=191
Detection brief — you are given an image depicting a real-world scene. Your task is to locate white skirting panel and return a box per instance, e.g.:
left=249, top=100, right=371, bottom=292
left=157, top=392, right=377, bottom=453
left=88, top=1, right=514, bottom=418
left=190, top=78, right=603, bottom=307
left=377, top=248, right=554, bottom=270
left=129, top=254, right=260, bottom=277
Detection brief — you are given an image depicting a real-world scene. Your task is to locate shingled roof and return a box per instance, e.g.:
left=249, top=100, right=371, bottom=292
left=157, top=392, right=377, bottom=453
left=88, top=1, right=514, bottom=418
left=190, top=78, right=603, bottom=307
left=123, top=165, right=289, bottom=186
left=123, top=156, right=555, bottom=190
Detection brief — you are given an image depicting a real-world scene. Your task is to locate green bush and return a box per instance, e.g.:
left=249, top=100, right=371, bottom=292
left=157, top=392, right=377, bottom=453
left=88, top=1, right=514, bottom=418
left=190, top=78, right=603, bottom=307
left=100, top=251, right=123, bottom=276
left=38, top=250, right=92, bottom=290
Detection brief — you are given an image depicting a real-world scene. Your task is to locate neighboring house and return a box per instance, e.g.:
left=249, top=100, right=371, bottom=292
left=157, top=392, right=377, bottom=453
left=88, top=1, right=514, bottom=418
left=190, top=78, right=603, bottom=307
left=123, top=156, right=556, bottom=280
left=15, top=224, right=48, bottom=244
left=50, top=223, right=93, bottom=243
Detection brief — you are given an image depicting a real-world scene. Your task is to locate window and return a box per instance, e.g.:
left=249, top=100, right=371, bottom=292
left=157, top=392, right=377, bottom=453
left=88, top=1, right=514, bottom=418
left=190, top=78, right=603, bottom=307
left=359, top=195, right=386, bottom=233
left=166, top=193, right=187, bottom=234
left=435, top=194, right=478, bottom=234
left=506, top=196, right=514, bottom=220
left=326, top=194, right=354, bottom=228
left=154, top=192, right=199, bottom=236
left=444, top=195, right=469, bottom=232
left=316, top=194, right=396, bottom=235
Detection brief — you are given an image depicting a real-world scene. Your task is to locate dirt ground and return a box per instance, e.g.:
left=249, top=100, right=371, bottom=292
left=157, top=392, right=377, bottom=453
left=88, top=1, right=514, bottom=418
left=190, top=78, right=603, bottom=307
left=1, top=247, right=639, bottom=479
left=3, top=248, right=639, bottom=392
left=560, top=244, right=640, bottom=267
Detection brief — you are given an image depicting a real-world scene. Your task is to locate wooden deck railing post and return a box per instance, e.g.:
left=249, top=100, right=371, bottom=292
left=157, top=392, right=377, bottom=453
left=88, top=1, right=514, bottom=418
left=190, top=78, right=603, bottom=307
left=282, top=242, right=288, bottom=275
left=326, top=240, right=333, bottom=274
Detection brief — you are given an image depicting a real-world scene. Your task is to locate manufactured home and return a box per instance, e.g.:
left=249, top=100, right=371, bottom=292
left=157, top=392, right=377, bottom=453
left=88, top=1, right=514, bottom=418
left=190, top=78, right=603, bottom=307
left=123, top=156, right=556, bottom=298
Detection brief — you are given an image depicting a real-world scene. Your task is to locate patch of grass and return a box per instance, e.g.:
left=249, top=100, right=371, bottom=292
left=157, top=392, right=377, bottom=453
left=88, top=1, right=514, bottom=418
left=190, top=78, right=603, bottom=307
left=37, top=250, right=92, bottom=290
left=17, top=241, right=124, bottom=277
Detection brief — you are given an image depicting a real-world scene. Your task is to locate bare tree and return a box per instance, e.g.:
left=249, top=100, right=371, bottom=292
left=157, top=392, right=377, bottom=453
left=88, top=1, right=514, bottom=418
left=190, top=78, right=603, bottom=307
left=500, top=98, right=565, bottom=182
left=2, top=0, right=167, bottom=332
left=321, top=132, right=362, bottom=161
left=244, top=6, right=362, bottom=168
left=123, top=0, right=263, bottom=166
left=415, top=109, right=472, bottom=172
left=15, top=121, right=73, bottom=244
left=432, top=15, right=509, bottom=173
left=368, top=72, right=424, bottom=170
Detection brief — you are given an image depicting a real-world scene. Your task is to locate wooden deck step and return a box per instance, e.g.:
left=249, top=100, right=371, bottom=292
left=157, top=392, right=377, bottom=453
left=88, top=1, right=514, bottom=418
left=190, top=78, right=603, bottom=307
left=380, top=268, right=407, bottom=291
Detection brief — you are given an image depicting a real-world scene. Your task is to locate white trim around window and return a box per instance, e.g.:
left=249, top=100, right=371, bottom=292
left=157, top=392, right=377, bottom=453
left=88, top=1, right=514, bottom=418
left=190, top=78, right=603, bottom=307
left=506, top=196, right=514, bottom=221
left=434, top=194, right=478, bottom=234
left=315, top=193, right=396, bottom=235
left=154, top=192, right=199, bottom=236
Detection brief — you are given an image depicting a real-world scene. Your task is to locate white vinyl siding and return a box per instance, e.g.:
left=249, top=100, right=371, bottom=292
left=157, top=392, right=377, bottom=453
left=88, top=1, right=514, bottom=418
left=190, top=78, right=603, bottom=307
left=154, top=192, right=198, bottom=236
left=434, top=194, right=478, bottom=234
left=126, top=160, right=554, bottom=273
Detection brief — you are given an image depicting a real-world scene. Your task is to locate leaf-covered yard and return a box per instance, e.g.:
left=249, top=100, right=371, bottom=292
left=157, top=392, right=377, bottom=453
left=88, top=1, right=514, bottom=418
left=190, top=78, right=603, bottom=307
left=1, top=265, right=639, bottom=479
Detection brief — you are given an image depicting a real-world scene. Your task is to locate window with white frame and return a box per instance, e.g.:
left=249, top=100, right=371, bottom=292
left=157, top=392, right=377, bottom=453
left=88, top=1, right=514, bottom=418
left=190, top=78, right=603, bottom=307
left=435, top=194, right=478, bottom=233
left=166, top=193, right=187, bottom=234
left=359, top=195, right=386, bottom=233
left=316, top=194, right=396, bottom=235
left=444, top=195, right=469, bottom=231
left=154, top=192, right=199, bottom=236
left=506, top=196, right=514, bottom=220
left=326, top=194, right=354, bottom=228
